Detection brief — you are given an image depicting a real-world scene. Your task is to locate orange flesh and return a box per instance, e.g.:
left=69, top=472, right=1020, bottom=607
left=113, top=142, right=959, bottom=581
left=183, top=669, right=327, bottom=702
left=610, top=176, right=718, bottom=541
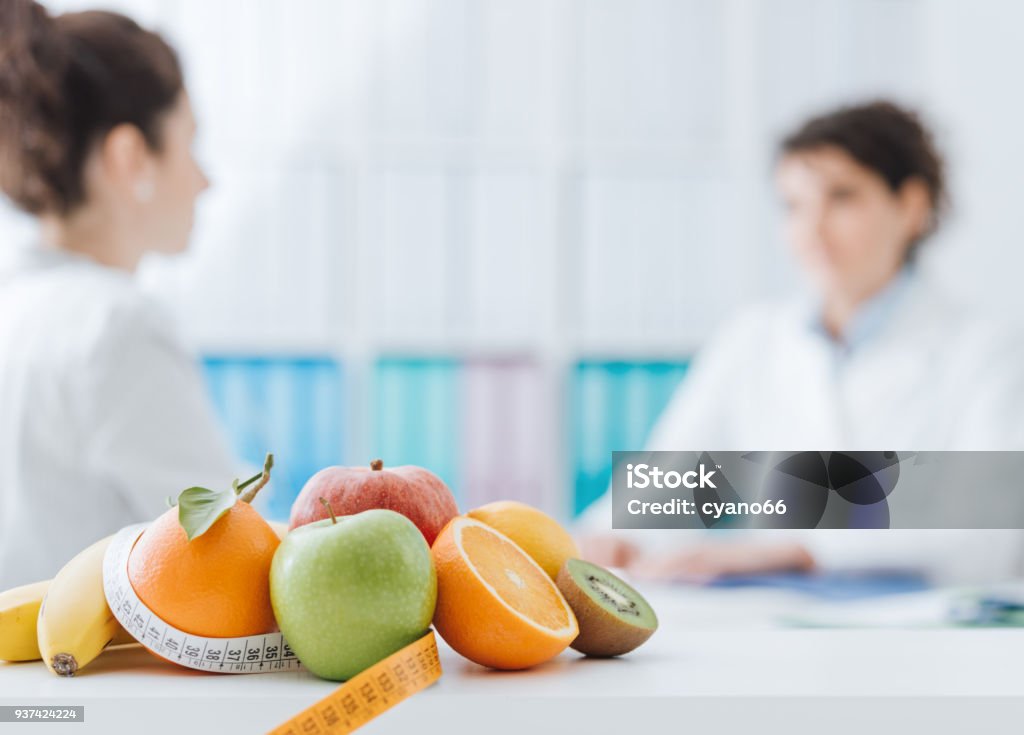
left=460, top=525, right=570, bottom=631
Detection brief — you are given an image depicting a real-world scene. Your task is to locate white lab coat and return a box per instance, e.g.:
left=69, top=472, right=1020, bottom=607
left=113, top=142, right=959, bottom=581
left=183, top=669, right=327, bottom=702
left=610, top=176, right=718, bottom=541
left=579, top=270, right=1024, bottom=585
left=0, top=246, right=237, bottom=588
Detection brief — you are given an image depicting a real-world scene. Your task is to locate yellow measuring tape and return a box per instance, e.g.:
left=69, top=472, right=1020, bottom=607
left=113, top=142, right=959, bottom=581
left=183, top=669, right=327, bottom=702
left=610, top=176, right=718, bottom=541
left=266, top=630, right=442, bottom=735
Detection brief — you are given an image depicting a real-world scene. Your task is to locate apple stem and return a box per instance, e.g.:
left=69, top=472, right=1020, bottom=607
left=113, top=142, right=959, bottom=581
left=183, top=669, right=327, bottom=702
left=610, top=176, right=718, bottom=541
left=371, top=459, right=384, bottom=471
left=320, top=497, right=338, bottom=524
left=237, top=454, right=274, bottom=504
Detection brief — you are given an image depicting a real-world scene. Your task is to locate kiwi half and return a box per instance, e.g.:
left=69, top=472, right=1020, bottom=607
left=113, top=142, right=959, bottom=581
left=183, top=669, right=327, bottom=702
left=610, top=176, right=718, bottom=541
left=556, top=558, right=658, bottom=657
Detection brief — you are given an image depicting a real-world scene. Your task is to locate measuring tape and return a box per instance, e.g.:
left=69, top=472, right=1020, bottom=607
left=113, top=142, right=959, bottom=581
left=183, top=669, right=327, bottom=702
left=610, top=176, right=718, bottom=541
left=266, top=629, right=441, bottom=735
left=102, top=523, right=443, bottom=733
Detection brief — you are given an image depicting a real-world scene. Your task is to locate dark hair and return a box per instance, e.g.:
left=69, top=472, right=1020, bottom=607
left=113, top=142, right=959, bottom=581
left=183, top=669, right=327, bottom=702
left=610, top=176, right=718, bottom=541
left=0, top=0, right=183, bottom=214
left=779, top=100, right=947, bottom=253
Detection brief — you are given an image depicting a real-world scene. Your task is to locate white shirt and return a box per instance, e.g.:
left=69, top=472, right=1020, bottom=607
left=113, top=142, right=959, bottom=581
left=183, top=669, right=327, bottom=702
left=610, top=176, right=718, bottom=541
left=0, top=246, right=237, bottom=588
left=580, top=270, right=1024, bottom=585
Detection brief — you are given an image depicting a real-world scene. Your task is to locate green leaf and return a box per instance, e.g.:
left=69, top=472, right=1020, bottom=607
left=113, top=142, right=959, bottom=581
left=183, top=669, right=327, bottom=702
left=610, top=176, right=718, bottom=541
left=176, top=486, right=237, bottom=541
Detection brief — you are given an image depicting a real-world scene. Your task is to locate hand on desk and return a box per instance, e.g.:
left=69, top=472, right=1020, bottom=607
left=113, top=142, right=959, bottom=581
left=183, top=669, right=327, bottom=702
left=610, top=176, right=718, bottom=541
left=579, top=534, right=816, bottom=583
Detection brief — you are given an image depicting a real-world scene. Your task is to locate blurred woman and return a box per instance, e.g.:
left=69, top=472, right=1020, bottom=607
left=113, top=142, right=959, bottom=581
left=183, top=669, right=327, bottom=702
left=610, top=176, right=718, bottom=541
left=580, top=101, right=1024, bottom=585
left=0, top=1, right=237, bottom=587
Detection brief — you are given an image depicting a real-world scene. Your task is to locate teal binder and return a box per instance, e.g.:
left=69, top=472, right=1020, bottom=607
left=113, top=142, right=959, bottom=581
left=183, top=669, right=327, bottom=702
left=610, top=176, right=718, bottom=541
left=371, top=357, right=462, bottom=504
left=570, top=360, right=689, bottom=517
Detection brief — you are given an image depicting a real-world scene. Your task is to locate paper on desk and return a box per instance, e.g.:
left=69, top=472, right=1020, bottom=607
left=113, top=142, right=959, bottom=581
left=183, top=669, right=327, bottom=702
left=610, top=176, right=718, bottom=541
left=781, top=582, right=1024, bottom=628
left=778, top=590, right=954, bottom=628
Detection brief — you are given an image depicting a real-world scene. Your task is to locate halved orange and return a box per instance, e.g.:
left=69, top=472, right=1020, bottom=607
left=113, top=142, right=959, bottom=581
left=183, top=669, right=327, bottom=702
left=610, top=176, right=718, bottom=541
left=431, top=516, right=578, bottom=670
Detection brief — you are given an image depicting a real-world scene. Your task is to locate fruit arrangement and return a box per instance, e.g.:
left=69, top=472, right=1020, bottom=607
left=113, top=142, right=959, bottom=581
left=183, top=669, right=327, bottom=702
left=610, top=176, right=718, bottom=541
left=1, top=455, right=658, bottom=686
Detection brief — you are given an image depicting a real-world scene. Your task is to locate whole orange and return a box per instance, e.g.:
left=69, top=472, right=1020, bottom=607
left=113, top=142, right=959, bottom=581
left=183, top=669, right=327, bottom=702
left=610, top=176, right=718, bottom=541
left=128, top=501, right=280, bottom=638
left=467, top=500, right=579, bottom=580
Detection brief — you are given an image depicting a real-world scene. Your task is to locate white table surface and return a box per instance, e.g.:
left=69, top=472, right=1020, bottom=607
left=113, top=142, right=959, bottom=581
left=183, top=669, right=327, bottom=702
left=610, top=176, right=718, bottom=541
left=3, top=584, right=1024, bottom=734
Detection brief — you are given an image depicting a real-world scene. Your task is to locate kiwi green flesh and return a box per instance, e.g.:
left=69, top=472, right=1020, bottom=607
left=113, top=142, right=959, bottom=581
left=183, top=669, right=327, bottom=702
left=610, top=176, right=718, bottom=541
left=557, top=558, right=658, bottom=657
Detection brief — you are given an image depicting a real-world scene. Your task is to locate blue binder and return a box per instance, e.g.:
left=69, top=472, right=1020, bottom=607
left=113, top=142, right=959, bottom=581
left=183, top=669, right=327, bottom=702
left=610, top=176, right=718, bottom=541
left=202, top=356, right=344, bottom=521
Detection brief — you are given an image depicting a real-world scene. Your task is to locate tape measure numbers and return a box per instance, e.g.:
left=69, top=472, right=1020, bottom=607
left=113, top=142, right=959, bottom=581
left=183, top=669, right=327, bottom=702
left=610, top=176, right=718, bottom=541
left=102, top=523, right=443, bottom=734
left=267, top=630, right=441, bottom=735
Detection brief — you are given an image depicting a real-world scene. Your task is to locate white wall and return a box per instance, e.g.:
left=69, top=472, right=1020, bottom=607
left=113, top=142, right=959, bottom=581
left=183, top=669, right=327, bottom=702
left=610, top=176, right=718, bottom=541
left=5, top=0, right=1024, bottom=512
left=10, top=0, right=1023, bottom=356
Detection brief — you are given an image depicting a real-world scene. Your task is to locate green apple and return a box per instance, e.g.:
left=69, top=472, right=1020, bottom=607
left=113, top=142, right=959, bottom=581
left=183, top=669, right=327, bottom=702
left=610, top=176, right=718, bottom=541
left=270, top=507, right=436, bottom=681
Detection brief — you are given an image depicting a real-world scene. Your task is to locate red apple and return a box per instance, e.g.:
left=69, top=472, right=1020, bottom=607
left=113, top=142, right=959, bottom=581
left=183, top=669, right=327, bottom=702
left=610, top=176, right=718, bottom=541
left=289, top=459, right=458, bottom=546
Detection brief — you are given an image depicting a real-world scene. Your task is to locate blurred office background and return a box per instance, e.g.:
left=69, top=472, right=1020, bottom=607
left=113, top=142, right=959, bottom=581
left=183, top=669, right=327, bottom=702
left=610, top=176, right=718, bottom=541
left=4, top=0, right=1023, bottom=520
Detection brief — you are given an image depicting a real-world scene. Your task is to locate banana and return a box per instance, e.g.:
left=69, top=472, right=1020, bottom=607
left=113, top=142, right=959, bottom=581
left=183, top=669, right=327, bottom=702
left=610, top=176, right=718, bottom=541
left=1, top=578, right=137, bottom=664
left=0, top=580, right=51, bottom=661
left=109, top=625, right=138, bottom=647
left=36, top=535, right=121, bottom=676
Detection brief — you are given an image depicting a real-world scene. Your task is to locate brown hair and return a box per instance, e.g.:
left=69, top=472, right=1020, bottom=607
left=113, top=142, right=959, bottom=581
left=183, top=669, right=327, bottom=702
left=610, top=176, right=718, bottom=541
left=0, top=0, right=183, bottom=215
left=780, top=100, right=948, bottom=255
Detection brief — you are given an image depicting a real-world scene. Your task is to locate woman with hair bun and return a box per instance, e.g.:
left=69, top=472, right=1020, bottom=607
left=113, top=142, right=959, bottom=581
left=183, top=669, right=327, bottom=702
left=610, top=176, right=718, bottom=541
left=581, top=101, right=1024, bottom=586
left=0, top=1, right=237, bottom=587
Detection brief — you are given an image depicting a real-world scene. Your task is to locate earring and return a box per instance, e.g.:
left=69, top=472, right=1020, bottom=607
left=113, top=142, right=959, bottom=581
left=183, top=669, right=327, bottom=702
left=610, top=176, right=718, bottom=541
left=134, top=180, right=154, bottom=202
